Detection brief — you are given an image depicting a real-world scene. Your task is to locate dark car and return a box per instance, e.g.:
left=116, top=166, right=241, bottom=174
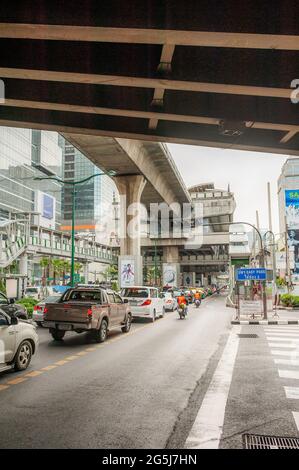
left=0, top=291, right=28, bottom=320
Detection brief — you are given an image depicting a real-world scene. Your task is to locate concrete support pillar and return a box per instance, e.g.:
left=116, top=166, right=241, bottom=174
left=19, top=253, right=28, bottom=298
left=162, top=245, right=180, bottom=288
left=84, top=263, right=89, bottom=283
left=114, top=175, right=146, bottom=287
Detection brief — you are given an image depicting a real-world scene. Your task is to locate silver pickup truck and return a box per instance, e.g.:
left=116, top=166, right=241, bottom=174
left=43, top=287, right=132, bottom=343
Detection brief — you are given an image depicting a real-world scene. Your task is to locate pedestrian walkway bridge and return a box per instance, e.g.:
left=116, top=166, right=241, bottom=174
left=0, top=218, right=117, bottom=269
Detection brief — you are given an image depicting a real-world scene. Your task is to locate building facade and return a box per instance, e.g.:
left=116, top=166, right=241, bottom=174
left=0, top=126, right=62, bottom=227
left=60, top=137, right=119, bottom=245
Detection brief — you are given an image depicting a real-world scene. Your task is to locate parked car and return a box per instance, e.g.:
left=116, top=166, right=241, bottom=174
left=161, top=291, right=177, bottom=312
left=0, top=308, right=39, bottom=373
left=121, top=286, right=165, bottom=322
left=43, top=287, right=132, bottom=342
left=32, top=294, right=61, bottom=327
left=0, top=291, right=28, bottom=320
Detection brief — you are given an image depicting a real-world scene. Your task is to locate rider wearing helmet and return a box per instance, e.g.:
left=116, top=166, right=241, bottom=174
left=177, top=291, right=188, bottom=314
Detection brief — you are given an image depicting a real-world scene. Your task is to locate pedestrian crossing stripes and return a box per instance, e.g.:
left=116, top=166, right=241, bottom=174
left=265, top=325, right=299, bottom=432
left=284, top=387, right=299, bottom=400
left=279, top=370, right=299, bottom=380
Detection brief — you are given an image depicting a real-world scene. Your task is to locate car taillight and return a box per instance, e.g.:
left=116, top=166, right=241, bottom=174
left=87, top=308, right=93, bottom=317
left=141, top=299, right=151, bottom=306
left=43, top=307, right=48, bottom=314
left=34, top=305, right=41, bottom=311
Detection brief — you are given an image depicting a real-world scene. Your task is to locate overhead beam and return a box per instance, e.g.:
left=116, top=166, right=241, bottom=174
left=280, top=130, right=298, bottom=144
left=0, top=24, right=299, bottom=50
left=2, top=98, right=298, bottom=135
left=0, top=68, right=292, bottom=98
left=0, top=118, right=297, bottom=157
left=149, top=44, right=175, bottom=130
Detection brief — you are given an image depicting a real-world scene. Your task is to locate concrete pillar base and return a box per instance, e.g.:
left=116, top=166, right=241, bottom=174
left=162, top=262, right=180, bottom=288
left=119, top=255, right=143, bottom=288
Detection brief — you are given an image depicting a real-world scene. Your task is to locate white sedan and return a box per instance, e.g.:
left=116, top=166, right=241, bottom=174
left=162, top=292, right=177, bottom=312
left=0, top=309, right=38, bottom=373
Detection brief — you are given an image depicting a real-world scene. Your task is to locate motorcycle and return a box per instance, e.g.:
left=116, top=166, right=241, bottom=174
left=195, top=298, right=201, bottom=308
left=178, top=303, right=187, bottom=319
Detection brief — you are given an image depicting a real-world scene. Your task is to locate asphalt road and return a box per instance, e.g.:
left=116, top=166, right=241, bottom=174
left=0, top=294, right=232, bottom=449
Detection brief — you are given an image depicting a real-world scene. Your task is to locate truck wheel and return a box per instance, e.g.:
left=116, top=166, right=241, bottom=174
left=50, top=328, right=65, bottom=341
left=94, top=319, right=108, bottom=343
left=14, top=340, right=32, bottom=371
left=121, top=314, right=132, bottom=333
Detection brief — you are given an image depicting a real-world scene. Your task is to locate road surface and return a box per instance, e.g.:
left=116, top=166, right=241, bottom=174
left=0, top=294, right=231, bottom=448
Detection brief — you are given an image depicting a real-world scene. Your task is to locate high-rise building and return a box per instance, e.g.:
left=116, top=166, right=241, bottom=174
left=0, top=126, right=62, bottom=227
left=60, top=138, right=118, bottom=244
left=278, top=158, right=299, bottom=233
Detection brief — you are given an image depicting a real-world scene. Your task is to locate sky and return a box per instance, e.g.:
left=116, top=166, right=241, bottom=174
left=168, top=143, right=289, bottom=234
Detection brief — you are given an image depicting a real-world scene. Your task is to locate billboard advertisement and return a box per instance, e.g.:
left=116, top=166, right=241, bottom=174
left=162, top=263, right=178, bottom=287
left=42, top=194, right=54, bottom=219
left=288, top=229, right=299, bottom=276
left=34, top=190, right=56, bottom=229
left=120, top=258, right=135, bottom=288
left=285, top=190, right=299, bottom=228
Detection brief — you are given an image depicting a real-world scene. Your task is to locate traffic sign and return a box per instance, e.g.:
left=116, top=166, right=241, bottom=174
left=236, top=268, right=267, bottom=281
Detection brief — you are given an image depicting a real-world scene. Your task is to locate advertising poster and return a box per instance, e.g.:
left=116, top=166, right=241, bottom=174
left=42, top=194, right=54, bottom=219
left=288, top=229, right=299, bottom=276
left=34, top=190, right=56, bottom=229
left=120, top=259, right=135, bottom=287
left=162, top=264, right=177, bottom=287
left=285, top=190, right=299, bottom=228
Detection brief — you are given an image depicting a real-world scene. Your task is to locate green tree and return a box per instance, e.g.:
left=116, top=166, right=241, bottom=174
left=52, top=259, right=63, bottom=284
left=40, top=257, right=51, bottom=286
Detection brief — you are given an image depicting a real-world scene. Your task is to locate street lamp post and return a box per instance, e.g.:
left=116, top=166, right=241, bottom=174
left=34, top=170, right=116, bottom=287
left=202, top=220, right=268, bottom=319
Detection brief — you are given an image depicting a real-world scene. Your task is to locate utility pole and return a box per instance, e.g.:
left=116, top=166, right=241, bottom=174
left=267, top=182, right=273, bottom=232
left=285, top=215, right=291, bottom=293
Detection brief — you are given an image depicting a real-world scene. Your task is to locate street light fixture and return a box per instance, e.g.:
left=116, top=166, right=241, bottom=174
left=34, top=169, right=117, bottom=287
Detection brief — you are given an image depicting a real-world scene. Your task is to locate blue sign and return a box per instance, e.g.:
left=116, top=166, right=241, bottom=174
left=285, top=189, right=299, bottom=207
left=236, top=268, right=267, bottom=281
left=42, top=194, right=54, bottom=220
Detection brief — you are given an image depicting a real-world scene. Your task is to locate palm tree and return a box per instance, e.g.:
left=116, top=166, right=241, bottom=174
left=52, top=259, right=63, bottom=284
left=74, top=262, right=82, bottom=275
left=40, top=257, right=51, bottom=286
left=62, top=260, right=71, bottom=285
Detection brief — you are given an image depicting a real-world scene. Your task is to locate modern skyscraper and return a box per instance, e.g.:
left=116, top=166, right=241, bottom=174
left=60, top=138, right=118, bottom=244
left=0, top=126, right=62, bottom=227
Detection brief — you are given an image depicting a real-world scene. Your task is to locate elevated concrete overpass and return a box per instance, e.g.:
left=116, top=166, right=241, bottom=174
left=62, top=134, right=190, bottom=207
left=0, top=1, right=298, bottom=155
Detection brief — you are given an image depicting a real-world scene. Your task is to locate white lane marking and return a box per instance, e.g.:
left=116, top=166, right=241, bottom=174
left=185, top=326, right=240, bottom=449
left=275, top=358, right=299, bottom=366
left=266, top=333, right=299, bottom=339
left=264, top=328, right=299, bottom=333
left=266, top=337, right=299, bottom=342
left=278, top=369, right=299, bottom=380
left=269, top=343, right=299, bottom=348
left=271, top=350, right=299, bottom=356
left=284, top=386, right=299, bottom=399
left=292, top=412, right=299, bottom=431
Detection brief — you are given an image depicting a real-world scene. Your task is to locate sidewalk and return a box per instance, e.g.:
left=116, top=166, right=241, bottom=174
left=220, top=323, right=299, bottom=448
left=232, top=308, right=299, bottom=325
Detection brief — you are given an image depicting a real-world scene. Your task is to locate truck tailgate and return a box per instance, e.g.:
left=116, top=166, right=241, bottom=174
left=45, top=302, right=91, bottom=323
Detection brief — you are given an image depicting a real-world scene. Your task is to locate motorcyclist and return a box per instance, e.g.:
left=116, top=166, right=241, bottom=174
left=194, top=290, right=201, bottom=301
left=177, top=291, right=188, bottom=315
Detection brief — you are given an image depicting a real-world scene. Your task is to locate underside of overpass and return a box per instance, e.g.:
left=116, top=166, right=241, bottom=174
left=0, top=1, right=298, bottom=156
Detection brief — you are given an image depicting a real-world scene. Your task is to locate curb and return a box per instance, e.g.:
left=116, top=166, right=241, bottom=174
left=231, top=320, right=299, bottom=325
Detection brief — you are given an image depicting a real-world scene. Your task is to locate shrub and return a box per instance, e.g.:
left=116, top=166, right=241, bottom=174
left=16, top=297, right=38, bottom=317
left=280, top=294, right=299, bottom=307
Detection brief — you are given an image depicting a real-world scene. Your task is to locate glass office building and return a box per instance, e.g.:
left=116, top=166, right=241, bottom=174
left=60, top=138, right=118, bottom=242
left=0, top=126, right=62, bottom=227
